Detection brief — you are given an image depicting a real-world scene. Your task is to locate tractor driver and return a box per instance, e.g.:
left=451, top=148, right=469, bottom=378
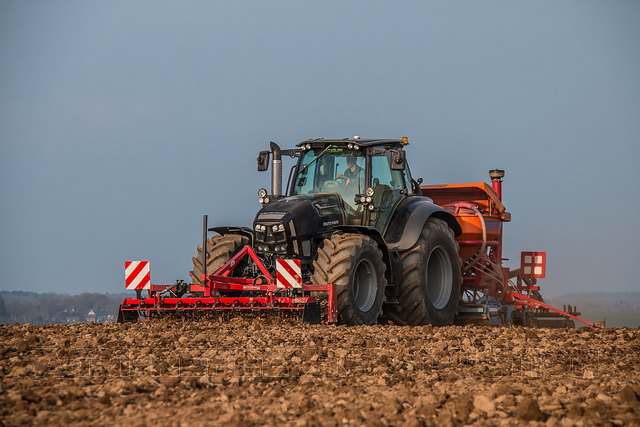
left=336, top=155, right=364, bottom=188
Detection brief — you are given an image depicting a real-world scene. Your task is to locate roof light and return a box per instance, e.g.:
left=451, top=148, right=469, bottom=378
left=402, top=136, right=409, bottom=144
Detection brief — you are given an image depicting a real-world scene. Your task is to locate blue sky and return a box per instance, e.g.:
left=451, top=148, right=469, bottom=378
left=1, top=1, right=638, bottom=297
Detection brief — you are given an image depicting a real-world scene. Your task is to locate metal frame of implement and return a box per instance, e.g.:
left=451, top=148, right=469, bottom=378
left=119, top=243, right=338, bottom=323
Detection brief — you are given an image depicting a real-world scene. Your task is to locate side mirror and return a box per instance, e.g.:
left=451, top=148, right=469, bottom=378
left=390, top=150, right=406, bottom=170
left=257, top=151, right=270, bottom=171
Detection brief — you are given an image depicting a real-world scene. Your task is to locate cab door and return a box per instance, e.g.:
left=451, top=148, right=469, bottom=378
left=369, top=152, right=411, bottom=233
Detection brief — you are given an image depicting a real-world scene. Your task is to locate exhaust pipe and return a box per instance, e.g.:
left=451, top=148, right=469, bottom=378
left=270, top=141, right=282, bottom=197
left=489, top=169, right=505, bottom=201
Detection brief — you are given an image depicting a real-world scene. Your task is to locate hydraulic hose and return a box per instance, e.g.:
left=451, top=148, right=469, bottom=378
left=459, top=203, right=487, bottom=273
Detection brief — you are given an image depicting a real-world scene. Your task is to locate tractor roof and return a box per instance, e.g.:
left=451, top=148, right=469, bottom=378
left=296, top=138, right=408, bottom=149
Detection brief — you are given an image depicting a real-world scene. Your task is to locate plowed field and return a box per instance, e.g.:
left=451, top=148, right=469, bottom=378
left=1, top=317, right=639, bottom=426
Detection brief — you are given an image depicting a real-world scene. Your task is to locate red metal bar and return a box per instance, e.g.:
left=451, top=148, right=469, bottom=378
left=208, top=245, right=273, bottom=283
left=457, top=240, right=499, bottom=246
left=150, top=284, right=172, bottom=293
left=303, top=283, right=338, bottom=323
left=189, top=284, right=209, bottom=295
left=509, top=292, right=595, bottom=327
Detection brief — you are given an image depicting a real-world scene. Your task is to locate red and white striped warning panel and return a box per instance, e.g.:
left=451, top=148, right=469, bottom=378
left=276, top=259, right=302, bottom=288
left=125, top=261, right=151, bottom=290
left=520, top=252, right=546, bottom=279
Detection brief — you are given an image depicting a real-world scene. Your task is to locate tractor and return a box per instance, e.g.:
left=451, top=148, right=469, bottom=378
left=187, top=137, right=462, bottom=326
left=119, top=137, right=596, bottom=328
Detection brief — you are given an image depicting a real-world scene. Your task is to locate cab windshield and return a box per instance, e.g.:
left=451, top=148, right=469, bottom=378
left=293, top=148, right=365, bottom=222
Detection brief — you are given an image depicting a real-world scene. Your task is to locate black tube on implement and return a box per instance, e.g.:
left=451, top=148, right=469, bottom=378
left=202, top=215, right=208, bottom=279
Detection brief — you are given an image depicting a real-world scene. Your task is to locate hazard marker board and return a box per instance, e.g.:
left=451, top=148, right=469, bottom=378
left=125, top=261, right=151, bottom=290
left=276, top=259, right=302, bottom=288
left=520, top=252, right=546, bottom=279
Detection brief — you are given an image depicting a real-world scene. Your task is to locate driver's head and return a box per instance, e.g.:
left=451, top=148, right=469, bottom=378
left=346, top=155, right=356, bottom=167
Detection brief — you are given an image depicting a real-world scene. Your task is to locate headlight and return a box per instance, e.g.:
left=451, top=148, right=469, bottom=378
left=258, top=188, right=267, bottom=198
left=365, top=187, right=374, bottom=197
left=271, top=223, right=285, bottom=232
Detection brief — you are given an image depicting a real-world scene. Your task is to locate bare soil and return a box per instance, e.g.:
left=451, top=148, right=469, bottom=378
left=1, top=316, right=639, bottom=426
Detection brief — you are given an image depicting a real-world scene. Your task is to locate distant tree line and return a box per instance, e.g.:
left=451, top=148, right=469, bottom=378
left=0, top=291, right=129, bottom=325
left=548, top=292, right=640, bottom=313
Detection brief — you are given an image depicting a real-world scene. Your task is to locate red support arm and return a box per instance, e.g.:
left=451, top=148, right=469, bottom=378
left=509, top=292, right=595, bottom=327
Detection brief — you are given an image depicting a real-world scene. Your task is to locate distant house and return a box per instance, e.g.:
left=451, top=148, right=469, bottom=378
left=86, top=309, right=96, bottom=322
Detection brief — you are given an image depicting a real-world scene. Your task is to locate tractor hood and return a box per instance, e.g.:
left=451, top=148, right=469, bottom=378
left=252, top=194, right=345, bottom=256
left=254, top=194, right=345, bottom=237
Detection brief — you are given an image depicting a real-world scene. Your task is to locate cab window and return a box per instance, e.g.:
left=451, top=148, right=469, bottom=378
left=370, top=152, right=407, bottom=232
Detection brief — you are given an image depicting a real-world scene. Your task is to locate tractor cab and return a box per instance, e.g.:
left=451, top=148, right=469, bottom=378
left=291, top=138, right=416, bottom=233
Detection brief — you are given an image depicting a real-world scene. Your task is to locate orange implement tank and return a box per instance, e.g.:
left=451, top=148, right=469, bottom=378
left=421, top=182, right=511, bottom=264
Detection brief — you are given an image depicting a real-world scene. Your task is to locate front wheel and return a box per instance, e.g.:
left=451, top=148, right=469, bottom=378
left=312, top=233, right=387, bottom=325
left=189, top=233, right=249, bottom=286
left=386, top=218, right=462, bottom=326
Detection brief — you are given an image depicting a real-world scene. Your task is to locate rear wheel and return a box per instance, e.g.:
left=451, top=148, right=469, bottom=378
left=312, top=233, right=386, bottom=325
left=387, top=218, right=462, bottom=326
left=189, top=234, right=249, bottom=286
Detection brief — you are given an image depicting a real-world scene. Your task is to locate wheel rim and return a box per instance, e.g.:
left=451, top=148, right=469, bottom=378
left=353, top=258, right=378, bottom=312
left=426, top=245, right=453, bottom=309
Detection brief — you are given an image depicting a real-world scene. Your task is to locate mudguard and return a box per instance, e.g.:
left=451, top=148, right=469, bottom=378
left=209, top=226, right=254, bottom=245
left=384, top=196, right=461, bottom=252
left=334, top=225, right=385, bottom=248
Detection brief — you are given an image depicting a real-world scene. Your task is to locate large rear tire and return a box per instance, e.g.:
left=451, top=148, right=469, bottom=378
left=312, top=233, right=387, bottom=325
left=387, top=218, right=462, bottom=326
left=189, top=234, right=249, bottom=286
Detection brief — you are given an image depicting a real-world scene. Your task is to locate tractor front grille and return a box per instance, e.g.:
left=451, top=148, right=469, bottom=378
left=254, top=222, right=288, bottom=254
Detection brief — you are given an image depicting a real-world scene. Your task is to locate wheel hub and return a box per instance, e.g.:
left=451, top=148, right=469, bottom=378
left=426, top=246, right=453, bottom=309
left=353, top=258, right=377, bottom=312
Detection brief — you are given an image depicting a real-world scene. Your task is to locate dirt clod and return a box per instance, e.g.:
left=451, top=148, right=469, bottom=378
left=517, top=396, right=544, bottom=421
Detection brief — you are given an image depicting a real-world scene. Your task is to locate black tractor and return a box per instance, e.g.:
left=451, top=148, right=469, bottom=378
left=189, top=137, right=462, bottom=325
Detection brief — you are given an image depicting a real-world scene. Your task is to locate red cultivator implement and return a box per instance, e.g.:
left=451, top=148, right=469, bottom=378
left=118, top=221, right=337, bottom=324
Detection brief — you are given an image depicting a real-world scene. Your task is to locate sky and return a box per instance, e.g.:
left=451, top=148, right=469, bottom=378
left=1, top=1, right=639, bottom=298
